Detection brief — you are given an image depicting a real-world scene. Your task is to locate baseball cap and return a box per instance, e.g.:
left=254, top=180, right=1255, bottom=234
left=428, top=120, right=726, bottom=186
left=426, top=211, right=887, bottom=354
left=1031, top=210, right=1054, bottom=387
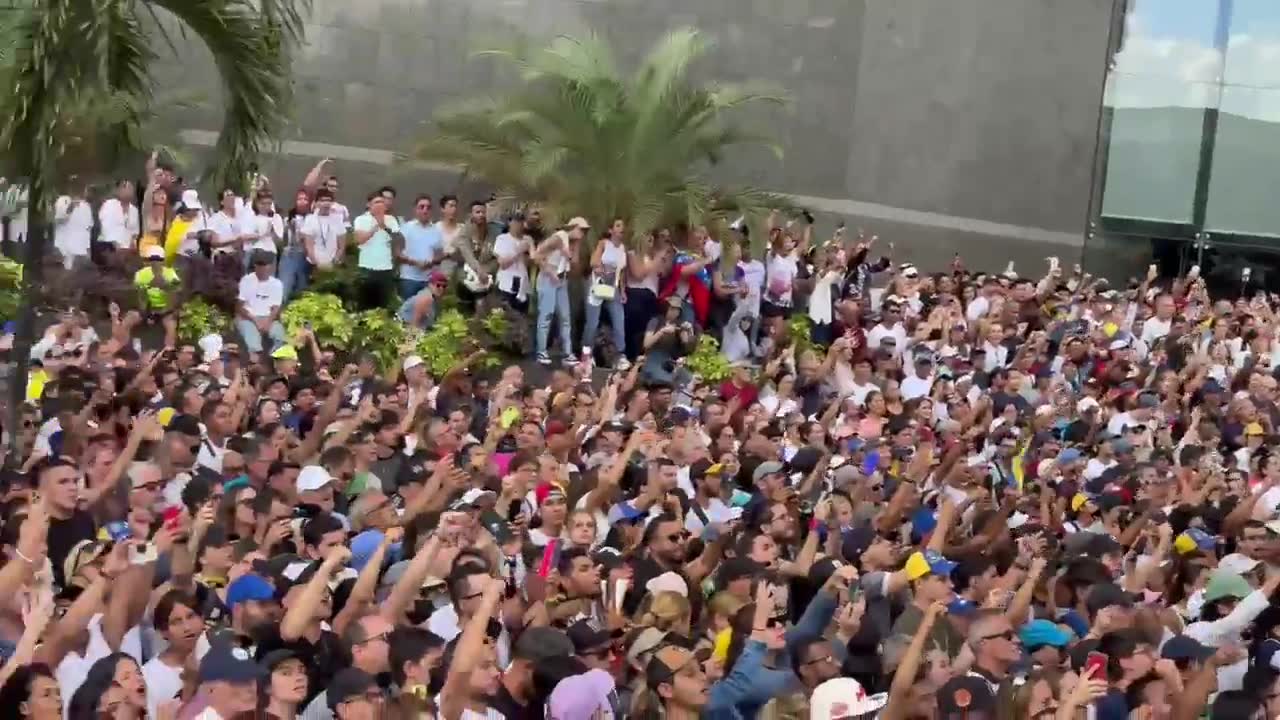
left=296, top=465, right=332, bottom=493
left=1019, top=619, right=1071, bottom=649
left=565, top=217, right=591, bottom=230
left=535, top=483, right=566, bottom=506
left=752, top=461, right=786, bottom=483
left=904, top=550, right=957, bottom=582
left=514, top=626, right=575, bottom=661
left=1160, top=635, right=1214, bottom=663
left=936, top=674, right=996, bottom=717
left=226, top=574, right=276, bottom=610
left=259, top=649, right=300, bottom=672
left=566, top=620, right=615, bottom=654
left=403, top=355, right=424, bottom=371
left=1057, top=447, right=1083, bottom=464
left=1218, top=553, right=1260, bottom=575
left=1204, top=571, right=1252, bottom=604
left=167, top=414, right=202, bottom=437
left=326, top=668, right=380, bottom=710
left=199, top=643, right=265, bottom=684
left=449, top=487, right=496, bottom=511
left=808, top=677, right=888, bottom=719
left=1174, top=527, right=1216, bottom=555
left=144, top=245, right=166, bottom=260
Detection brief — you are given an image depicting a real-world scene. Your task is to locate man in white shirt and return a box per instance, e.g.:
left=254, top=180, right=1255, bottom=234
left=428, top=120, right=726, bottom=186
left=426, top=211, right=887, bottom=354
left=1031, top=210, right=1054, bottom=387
left=865, top=301, right=908, bottom=357
left=53, top=185, right=93, bottom=268
left=301, top=188, right=347, bottom=270
left=239, top=191, right=283, bottom=262
left=901, top=354, right=936, bottom=401
left=206, top=189, right=244, bottom=255
left=493, top=212, right=533, bottom=312
left=1142, top=294, right=1176, bottom=345
left=235, top=251, right=286, bottom=359
left=97, top=179, right=140, bottom=252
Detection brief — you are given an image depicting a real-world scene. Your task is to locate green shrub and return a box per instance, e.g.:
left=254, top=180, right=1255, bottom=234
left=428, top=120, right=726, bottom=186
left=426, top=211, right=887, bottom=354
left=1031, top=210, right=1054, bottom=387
left=0, top=257, right=22, bottom=320
left=685, top=334, right=733, bottom=384
left=414, top=309, right=473, bottom=376
left=177, top=296, right=231, bottom=345
left=281, top=292, right=353, bottom=347
left=351, top=308, right=408, bottom=373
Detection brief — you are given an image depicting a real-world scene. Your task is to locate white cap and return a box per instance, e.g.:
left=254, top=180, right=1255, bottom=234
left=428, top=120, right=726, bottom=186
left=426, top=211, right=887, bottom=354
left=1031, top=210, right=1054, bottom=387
left=644, top=571, right=689, bottom=597
left=144, top=245, right=165, bottom=260
left=809, top=677, right=887, bottom=720
left=1219, top=553, right=1260, bottom=575
left=1077, top=397, right=1100, bottom=413
left=403, top=355, right=424, bottom=371
left=565, top=216, right=591, bottom=231
left=198, top=333, right=224, bottom=363
left=296, top=465, right=332, bottom=493
left=179, top=189, right=202, bottom=212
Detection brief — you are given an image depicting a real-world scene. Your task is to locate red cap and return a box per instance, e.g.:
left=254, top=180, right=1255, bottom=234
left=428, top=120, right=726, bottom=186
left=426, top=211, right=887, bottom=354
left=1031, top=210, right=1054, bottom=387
left=535, top=482, right=566, bottom=506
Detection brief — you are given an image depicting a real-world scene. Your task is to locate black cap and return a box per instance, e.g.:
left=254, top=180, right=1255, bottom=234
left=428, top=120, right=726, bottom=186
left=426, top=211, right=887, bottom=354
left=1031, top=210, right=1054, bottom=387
left=168, top=414, right=202, bottom=438
left=326, top=668, right=379, bottom=710
left=566, top=620, right=614, bottom=654
left=259, top=649, right=300, bottom=672
left=1160, top=635, right=1213, bottom=662
left=199, top=643, right=266, bottom=684
left=717, top=557, right=761, bottom=585
left=937, top=674, right=996, bottom=716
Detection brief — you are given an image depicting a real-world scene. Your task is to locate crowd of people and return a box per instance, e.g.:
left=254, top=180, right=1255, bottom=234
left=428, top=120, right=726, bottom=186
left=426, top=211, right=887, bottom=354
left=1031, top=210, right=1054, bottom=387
left=3, top=153, right=1280, bottom=720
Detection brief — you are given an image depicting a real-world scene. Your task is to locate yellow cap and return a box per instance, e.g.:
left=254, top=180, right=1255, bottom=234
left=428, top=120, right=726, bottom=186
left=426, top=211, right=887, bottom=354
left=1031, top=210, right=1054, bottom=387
left=1174, top=533, right=1197, bottom=555
left=157, top=407, right=176, bottom=428
left=1070, top=493, right=1089, bottom=513
left=271, top=345, right=298, bottom=361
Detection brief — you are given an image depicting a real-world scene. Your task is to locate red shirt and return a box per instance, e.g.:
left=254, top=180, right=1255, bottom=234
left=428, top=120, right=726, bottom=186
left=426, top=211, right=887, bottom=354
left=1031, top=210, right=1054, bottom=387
left=720, top=379, right=760, bottom=414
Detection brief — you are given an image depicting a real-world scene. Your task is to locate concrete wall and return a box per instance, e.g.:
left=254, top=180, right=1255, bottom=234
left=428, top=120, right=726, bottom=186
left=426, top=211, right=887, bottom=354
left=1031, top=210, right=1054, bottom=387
left=164, top=0, right=1118, bottom=272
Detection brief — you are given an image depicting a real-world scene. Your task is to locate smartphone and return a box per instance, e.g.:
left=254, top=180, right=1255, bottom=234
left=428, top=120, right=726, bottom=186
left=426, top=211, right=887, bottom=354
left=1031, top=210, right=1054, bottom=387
left=129, top=542, right=157, bottom=566
left=104, top=521, right=133, bottom=543
left=613, top=578, right=628, bottom=613
left=162, top=507, right=183, bottom=531
left=500, top=406, right=522, bottom=429
left=538, top=539, right=562, bottom=579
left=506, top=499, right=522, bottom=523
left=1084, top=651, right=1108, bottom=678
left=862, top=451, right=881, bottom=476
left=849, top=582, right=861, bottom=603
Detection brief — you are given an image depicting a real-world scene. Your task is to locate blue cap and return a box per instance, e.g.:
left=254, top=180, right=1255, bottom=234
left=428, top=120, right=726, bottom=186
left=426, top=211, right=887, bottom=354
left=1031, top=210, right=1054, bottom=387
left=1019, top=619, right=1071, bottom=649
left=226, top=574, right=275, bottom=610
left=349, top=530, right=385, bottom=572
left=1057, top=448, right=1083, bottom=464
left=1186, top=527, right=1216, bottom=551
left=910, top=508, right=938, bottom=541
left=199, top=643, right=266, bottom=684
left=947, top=598, right=978, bottom=617
left=1160, top=635, right=1213, bottom=662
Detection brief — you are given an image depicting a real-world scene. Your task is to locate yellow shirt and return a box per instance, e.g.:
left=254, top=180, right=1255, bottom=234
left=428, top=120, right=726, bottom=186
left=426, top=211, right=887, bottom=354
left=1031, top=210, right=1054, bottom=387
left=164, top=218, right=191, bottom=264
left=134, top=266, right=180, bottom=310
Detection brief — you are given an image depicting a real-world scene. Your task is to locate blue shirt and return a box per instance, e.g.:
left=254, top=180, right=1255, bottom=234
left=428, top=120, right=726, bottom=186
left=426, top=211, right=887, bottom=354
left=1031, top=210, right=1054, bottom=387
left=399, top=219, right=443, bottom=281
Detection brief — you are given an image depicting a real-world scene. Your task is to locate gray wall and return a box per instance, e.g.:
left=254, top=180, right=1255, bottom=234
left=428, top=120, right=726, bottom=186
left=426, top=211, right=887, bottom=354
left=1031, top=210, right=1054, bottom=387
left=164, top=0, right=1117, bottom=271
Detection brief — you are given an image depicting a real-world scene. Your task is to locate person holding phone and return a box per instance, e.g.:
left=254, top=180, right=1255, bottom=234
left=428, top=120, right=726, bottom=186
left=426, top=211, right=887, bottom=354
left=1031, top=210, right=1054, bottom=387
left=492, top=212, right=532, bottom=313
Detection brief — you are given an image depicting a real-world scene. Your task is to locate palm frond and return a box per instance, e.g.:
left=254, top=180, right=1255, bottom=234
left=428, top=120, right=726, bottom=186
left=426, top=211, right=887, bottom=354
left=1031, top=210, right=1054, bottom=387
left=148, top=0, right=291, bottom=190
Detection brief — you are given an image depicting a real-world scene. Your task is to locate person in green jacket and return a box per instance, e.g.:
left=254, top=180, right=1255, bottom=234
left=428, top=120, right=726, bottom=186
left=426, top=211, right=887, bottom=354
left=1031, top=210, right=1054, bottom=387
left=134, top=245, right=181, bottom=348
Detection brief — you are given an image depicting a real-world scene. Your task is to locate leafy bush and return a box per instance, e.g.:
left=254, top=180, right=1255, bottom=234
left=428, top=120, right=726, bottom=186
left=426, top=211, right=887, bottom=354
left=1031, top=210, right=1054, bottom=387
left=0, top=257, right=22, bottom=320
left=786, top=314, right=820, bottom=357
left=685, top=334, right=733, bottom=384
left=281, top=292, right=353, bottom=347
left=414, top=309, right=474, bottom=376
left=351, top=308, right=408, bottom=373
left=178, top=297, right=231, bottom=345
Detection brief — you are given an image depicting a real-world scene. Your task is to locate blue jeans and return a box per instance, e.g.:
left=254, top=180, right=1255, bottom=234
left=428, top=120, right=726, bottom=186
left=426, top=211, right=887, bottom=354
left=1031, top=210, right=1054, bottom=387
left=399, top=278, right=428, bottom=300
left=278, top=248, right=309, bottom=303
left=235, top=317, right=285, bottom=354
left=536, top=275, right=572, bottom=356
left=583, top=296, right=625, bottom=355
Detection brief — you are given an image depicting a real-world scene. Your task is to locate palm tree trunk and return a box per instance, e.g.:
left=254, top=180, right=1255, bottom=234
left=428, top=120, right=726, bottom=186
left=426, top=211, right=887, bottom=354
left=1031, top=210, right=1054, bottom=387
left=8, top=183, right=44, bottom=455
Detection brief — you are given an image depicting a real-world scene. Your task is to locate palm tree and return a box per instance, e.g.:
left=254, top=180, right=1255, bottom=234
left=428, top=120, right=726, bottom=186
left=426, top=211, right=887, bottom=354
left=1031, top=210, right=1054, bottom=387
left=0, top=0, right=310, bottom=443
left=412, top=27, right=794, bottom=244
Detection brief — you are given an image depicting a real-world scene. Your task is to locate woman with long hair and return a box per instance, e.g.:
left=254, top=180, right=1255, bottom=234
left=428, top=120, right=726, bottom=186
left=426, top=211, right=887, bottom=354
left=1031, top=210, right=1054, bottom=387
left=259, top=649, right=309, bottom=719
left=66, top=653, right=146, bottom=720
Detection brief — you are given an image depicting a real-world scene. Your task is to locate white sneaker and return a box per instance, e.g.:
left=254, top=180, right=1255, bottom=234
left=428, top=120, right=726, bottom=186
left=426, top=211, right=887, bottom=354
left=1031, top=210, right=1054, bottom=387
left=536, top=352, right=551, bottom=365
left=563, top=354, right=578, bottom=367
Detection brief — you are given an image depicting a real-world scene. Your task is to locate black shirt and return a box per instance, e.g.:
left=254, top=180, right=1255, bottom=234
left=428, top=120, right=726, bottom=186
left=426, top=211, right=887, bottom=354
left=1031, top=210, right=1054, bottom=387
left=255, top=626, right=345, bottom=705
left=491, top=684, right=540, bottom=720
left=47, top=509, right=96, bottom=588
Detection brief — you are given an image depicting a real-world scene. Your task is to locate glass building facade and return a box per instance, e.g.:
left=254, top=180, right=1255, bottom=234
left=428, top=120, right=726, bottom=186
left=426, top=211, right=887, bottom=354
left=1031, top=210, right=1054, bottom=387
left=1094, top=0, right=1280, bottom=284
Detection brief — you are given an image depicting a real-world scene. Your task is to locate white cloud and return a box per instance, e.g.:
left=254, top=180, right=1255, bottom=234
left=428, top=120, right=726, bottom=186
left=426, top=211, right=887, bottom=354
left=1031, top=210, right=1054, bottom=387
left=1108, top=14, right=1280, bottom=121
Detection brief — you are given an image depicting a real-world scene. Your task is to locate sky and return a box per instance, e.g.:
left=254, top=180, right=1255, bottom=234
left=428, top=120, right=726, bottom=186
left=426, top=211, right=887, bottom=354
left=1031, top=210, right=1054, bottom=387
left=1111, top=0, right=1280, bottom=118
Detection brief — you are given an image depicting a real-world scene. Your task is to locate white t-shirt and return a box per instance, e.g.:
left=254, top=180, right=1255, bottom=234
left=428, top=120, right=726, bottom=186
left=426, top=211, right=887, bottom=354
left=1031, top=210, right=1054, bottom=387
left=684, top=498, right=733, bottom=534
left=427, top=605, right=511, bottom=668
left=142, top=657, right=185, bottom=719
left=866, top=323, right=907, bottom=356
left=301, top=212, right=345, bottom=267
left=1107, top=412, right=1138, bottom=436
left=56, top=615, right=145, bottom=704
left=764, top=253, right=799, bottom=307
left=53, top=196, right=93, bottom=258
left=1142, top=317, right=1173, bottom=345
left=98, top=199, right=140, bottom=249
left=493, top=232, right=530, bottom=297
left=901, top=373, right=934, bottom=401
left=848, top=380, right=880, bottom=407
left=177, top=213, right=212, bottom=257
left=739, top=259, right=766, bottom=315
left=206, top=211, right=240, bottom=255
left=238, top=273, right=283, bottom=318
left=240, top=213, right=284, bottom=255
